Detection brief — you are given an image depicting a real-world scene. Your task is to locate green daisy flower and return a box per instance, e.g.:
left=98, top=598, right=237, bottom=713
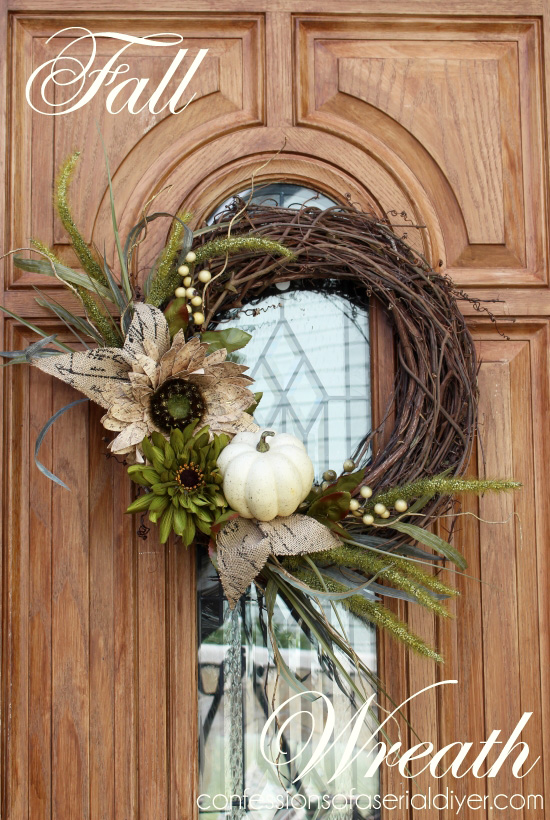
left=126, top=420, right=232, bottom=545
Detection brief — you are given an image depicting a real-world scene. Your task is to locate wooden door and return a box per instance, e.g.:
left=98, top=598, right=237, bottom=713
left=1, top=3, right=549, bottom=819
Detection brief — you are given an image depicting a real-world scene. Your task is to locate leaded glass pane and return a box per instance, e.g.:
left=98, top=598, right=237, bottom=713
left=217, top=288, right=370, bottom=479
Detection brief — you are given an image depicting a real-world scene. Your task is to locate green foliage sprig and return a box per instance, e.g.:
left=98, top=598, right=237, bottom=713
left=286, top=544, right=457, bottom=618
left=194, top=235, right=295, bottom=265
left=276, top=470, right=521, bottom=664
left=52, top=153, right=123, bottom=345
left=146, top=212, right=193, bottom=307
left=368, top=476, right=522, bottom=512
left=30, top=238, right=60, bottom=266
left=55, top=152, right=108, bottom=286
left=29, top=239, right=122, bottom=347
left=292, top=567, right=443, bottom=662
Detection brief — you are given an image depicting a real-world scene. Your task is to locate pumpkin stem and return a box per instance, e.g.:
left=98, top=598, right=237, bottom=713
left=257, top=430, right=275, bottom=452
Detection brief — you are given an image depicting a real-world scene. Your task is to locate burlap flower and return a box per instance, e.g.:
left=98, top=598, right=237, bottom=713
left=32, top=303, right=258, bottom=461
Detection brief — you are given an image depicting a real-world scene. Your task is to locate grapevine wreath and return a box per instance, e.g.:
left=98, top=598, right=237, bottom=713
left=200, top=201, right=478, bottom=512
left=1, top=153, right=519, bottom=701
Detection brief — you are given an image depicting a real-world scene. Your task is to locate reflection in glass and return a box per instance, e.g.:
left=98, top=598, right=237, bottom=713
left=209, top=183, right=339, bottom=222
left=198, top=559, right=379, bottom=820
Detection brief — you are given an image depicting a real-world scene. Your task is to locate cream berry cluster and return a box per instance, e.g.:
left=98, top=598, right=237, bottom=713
left=173, top=251, right=212, bottom=326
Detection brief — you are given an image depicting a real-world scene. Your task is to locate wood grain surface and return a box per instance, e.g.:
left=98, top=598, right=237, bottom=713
left=1, top=3, right=549, bottom=819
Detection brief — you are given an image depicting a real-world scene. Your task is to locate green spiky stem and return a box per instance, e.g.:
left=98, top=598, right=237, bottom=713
left=30, top=239, right=121, bottom=347
left=77, top=290, right=122, bottom=347
left=285, top=545, right=457, bottom=617
left=369, top=476, right=522, bottom=511
left=194, top=236, right=295, bottom=265
left=55, top=153, right=108, bottom=286
left=293, top=567, right=443, bottom=662
left=30, top=239, right=60, bottom=266
left=146, top=212, right=190, bottom=308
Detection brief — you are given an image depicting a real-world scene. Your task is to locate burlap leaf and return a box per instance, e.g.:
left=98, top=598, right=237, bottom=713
left=30, top=304, right=168, bottom=409
left=216, top=513, right=340, bottom=607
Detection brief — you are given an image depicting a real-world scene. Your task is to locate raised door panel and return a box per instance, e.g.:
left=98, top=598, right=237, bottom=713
left=382, top=321, right=550, bottom=816
left=296, top=17, right=547, bottom=287
left=456, top=323, right=550, bottom=813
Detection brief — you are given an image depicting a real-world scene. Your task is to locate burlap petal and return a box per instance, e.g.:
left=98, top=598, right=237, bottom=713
left=218, top=375, right=255, bottom=386
left=185, top=373, right=217, bottom=388
left=187, top=347, right=210, bottom=375
left=208, top=362, right=250, bottom=379
left=203, top=383, right=254, bottom=418
left=204, top=348, right=228, bottom=366
left=142, top=338, right=161, bottom=362
left=216, top=513, right=340, bottom=607
left=31, top=348, right=131, bottom=410
left=100, top=414, right=127, bottom=432
left=129, top=384, right=153, bottom=406
left=106, top=402, right=144, bottom=423
left=129, top=371, right=151, bottom=388
left=158, top=336, right=204, bottom=383
left=132, top=354, right=159, bottom=385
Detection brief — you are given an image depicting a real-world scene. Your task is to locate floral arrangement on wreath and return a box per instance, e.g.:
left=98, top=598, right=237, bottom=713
left=1, top=151, right=520, bottom=701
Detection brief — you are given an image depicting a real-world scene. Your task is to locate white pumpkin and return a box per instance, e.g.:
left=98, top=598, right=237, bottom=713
left=217, top=429, right=314, bottom=521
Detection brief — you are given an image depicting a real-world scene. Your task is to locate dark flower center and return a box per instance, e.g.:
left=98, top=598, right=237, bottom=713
left=150, top=378, right=205, bottom=433
left=175, top=462, right=204, bottom=490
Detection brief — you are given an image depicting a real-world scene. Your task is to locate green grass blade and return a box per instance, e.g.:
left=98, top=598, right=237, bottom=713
left=35, top=397, right=89, bottom=489
left=31, top=287, right=92, bottom=349
left=98, top=131, right=132, bottom=301
left=34, top=295, right=104, bottom=346
left=390, top=521, right=468, bottom=570
left=264, top=580, right=319, bottom=700
left=101, top=248, right=128, bottom=313
left=14, top=255, right=115, bottom=303
left=0, top=304, right=74, bottom=352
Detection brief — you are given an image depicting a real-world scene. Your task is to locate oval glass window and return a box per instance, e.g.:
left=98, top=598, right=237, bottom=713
left=197, top=185, right=378, bottom=820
